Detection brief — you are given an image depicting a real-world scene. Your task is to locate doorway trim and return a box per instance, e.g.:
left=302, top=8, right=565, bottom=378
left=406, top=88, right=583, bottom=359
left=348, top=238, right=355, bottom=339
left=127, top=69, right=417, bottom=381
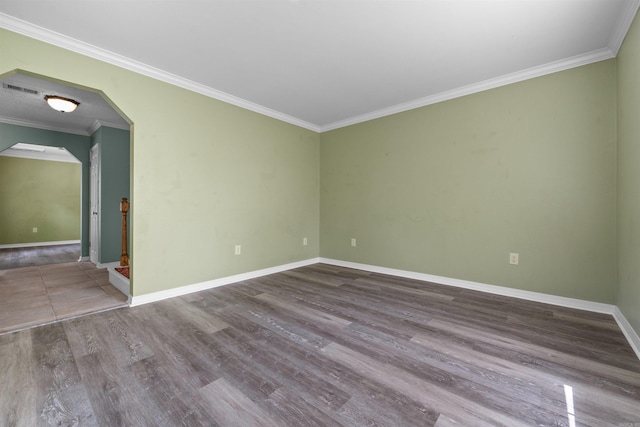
left=90, top=143, right=100, bottom=264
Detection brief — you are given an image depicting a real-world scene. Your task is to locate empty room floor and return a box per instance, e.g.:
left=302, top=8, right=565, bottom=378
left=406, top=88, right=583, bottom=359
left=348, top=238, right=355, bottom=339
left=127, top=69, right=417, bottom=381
left=0, top=243, right=82, bottom=269
left=0, top=262, right=128, bottom=334
left=1, top=263, right=639, bottom=426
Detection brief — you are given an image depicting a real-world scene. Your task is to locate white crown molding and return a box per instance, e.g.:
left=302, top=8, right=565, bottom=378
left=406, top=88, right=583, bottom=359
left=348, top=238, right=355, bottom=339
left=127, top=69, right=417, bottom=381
left=87, top=120, right=100, bottom=136
left=87, top=120, right=101, bottom=136
left=0, top=115, right=90, bottom=136
left=319, top=48, right=616, bottom=132
left=87, top=119, right=130, bottom=135
left=1, top=9, right=632, bottom=134
left=608, top=0, right=640, bottom=54
left=0, top=13, right=320, bottom=133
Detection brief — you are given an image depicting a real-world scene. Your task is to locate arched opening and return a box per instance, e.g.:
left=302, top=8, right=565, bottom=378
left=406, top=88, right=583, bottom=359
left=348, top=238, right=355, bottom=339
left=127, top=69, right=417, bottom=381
left=0, top=142, right=82, bottom=265
left=0, top=70, right=133, bottom=333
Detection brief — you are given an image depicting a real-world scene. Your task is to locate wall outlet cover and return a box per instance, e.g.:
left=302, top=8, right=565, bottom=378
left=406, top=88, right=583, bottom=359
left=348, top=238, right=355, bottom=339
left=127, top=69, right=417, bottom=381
left=509, top=252, right=519, bottom=265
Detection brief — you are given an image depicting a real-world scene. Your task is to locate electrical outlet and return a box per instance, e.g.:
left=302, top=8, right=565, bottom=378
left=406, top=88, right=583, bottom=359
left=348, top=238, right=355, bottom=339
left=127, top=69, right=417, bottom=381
left=351, top=238, right=357, bottom=247
left=32, top=227, right=38, bottom=233
left=235, top=245, right=241, bottom=255
left=509, top=252, right=519, bottom=265
left=303, top=237, right=308, bottom=246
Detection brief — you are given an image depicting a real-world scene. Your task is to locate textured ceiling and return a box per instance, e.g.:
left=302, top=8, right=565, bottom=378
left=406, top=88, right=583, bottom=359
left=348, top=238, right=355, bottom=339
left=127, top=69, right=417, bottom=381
left=0, top=72, right=129, bottom=136
left=1, top=0, right=639, bottom=133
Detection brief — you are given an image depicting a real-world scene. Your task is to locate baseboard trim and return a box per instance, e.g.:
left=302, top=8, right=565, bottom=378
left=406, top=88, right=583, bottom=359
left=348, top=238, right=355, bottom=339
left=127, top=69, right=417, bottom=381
left=320, top=258, right=615, bottom=314
left=0, top=240, right=81, bottom=249
left=97, top=261, right=121, bottom=269
left=612, top=307, right=640, bottom=361
left=107, top=267, right=130, bottom=299
left=319, top=258, right=640, bottom=361
left=130, top=258, right=321, bottom=307
left=125, top=255, right=640, bottom=361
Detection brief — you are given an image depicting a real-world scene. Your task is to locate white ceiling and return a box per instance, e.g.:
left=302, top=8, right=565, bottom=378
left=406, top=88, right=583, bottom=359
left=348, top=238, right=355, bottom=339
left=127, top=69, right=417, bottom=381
left=1, top=0, right=639, bottom=133
left=0, top=72, right=130, bottom=136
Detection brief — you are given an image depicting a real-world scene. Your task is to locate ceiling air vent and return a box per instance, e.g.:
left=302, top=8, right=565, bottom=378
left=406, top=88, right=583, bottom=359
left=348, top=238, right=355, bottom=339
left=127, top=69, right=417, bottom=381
left=2, top=83, right=39, bottom=95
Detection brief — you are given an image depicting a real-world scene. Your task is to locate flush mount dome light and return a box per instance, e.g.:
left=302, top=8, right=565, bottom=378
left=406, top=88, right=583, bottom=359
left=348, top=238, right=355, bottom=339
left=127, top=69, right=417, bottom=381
left=44, top=95, right=79, bottom=113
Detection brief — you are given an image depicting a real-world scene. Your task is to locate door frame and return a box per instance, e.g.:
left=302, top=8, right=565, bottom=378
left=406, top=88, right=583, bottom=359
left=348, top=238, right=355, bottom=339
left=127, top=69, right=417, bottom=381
left=89, top=143, right=100, bottom=264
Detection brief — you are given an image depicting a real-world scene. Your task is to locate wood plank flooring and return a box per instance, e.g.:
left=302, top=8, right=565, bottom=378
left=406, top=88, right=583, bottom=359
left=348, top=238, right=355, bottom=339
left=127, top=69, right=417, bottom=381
left=1, top=263, right=639, bottom=426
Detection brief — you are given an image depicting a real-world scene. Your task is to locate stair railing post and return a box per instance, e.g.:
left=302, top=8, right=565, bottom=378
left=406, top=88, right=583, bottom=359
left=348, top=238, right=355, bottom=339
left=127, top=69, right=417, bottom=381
left=120, top=197, right=129, bottom=267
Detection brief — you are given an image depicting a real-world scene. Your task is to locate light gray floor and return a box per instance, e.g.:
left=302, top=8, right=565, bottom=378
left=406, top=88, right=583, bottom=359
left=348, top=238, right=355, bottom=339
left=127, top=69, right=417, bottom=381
left=0, top=261, right=127, bottom=334
left=0, top=243, right=81, bottom=269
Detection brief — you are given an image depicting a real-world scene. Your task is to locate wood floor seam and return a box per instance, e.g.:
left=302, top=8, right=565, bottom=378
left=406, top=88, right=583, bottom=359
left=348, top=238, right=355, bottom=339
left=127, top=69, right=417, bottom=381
left=1, top=263, right=639, bottom=425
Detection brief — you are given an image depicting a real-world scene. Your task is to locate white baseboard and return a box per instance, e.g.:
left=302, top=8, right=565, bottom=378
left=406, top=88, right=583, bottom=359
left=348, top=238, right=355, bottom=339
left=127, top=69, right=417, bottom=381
left=320, top=258, right=615, bottom=313
left=0, top=240, right=81, bottom=249
left=320, top=258, right=640, bottom=361
left=98, top=261, right=121, bottom=269
left=124, top=255, right=640, bottom=361
left=130, top=258, right=321, bottom=307
left=107, top=267, right=130, bottom=300
left=613, top=307, right=640, bottom=361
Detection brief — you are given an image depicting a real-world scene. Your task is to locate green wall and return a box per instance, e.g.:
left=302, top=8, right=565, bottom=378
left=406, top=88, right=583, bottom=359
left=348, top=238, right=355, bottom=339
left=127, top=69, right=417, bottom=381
left=0, top=123, right=90, bottom=255
left=3, top=23, right=638, bottom=340
left=321, top=60, right=617, bottom=303
left=0, top=156, right=80, bottom=244
left=617, top=12, right=640, bottom=334
left=90, top=126, right=131, bottom=264
left=0, top=28, right=320, bottom=296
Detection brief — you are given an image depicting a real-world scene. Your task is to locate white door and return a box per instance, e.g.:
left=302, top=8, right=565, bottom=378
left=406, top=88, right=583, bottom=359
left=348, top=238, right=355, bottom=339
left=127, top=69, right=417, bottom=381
left=90, top=144, right=100, bottom=264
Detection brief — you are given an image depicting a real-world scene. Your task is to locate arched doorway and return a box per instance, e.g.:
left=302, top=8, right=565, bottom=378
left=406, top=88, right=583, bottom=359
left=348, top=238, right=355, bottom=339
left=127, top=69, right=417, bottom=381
left=0, top=70, right=133, bottom=333
left=0, top=142, right=82, bottom=267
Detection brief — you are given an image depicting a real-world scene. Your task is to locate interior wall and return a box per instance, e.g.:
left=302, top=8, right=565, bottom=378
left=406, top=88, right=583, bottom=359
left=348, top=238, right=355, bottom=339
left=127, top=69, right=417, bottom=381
left=0, top=156, right=80, bottom=245
left=617, top=11, right=640, bottom=334
left=320, top=60, right=617, bottom=303
left=2, top=25, right=628, bottom=313
left=0, top=122, right=90, bottom=255
left=90, top=126, right=131, bottom=264
left=0, top=29, right=321, bottom=296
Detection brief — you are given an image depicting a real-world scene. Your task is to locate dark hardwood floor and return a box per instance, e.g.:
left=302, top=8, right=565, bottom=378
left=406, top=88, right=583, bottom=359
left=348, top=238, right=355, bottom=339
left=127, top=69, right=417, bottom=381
left=1, top=263, right=639, bottom=426
left=0, top=243, right=81, bottom=269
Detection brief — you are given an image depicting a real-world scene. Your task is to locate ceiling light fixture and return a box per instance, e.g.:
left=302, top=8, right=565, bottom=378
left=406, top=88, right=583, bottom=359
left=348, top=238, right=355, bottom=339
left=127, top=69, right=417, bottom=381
left=44, top=95, right=79, bottom=113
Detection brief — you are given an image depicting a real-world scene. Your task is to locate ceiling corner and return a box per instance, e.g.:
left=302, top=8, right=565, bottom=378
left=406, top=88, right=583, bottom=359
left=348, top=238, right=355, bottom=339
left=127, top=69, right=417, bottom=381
left=87, top=120, right=101, bottom=136
left=608, top=0, right=640, bottom=54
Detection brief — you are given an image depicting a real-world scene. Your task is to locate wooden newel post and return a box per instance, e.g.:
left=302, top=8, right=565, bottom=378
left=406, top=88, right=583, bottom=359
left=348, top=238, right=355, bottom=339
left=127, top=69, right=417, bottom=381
left=120, top=197, right=129, bottom=267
